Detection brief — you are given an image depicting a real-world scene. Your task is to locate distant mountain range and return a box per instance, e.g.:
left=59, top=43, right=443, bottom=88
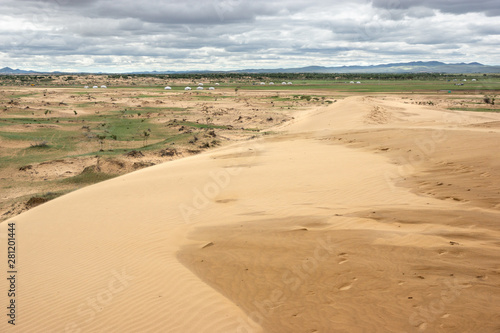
left=0, top=67, right=39, bottom=74
left=230, top=61, right=500, bottom=74
left=1, top=61, right=500, bottom=75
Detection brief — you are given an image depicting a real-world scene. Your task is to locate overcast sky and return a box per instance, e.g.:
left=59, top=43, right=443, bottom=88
left=1, top=0, right=499, bottom=72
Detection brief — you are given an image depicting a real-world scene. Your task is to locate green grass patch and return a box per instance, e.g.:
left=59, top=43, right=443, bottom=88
left=0, top=126, right=76, bottom=142
left=62, top=168, right=117, bottom=184
left=215, top=79, right=500, bottom=93
left=28, top=141, right=51, bottom=149
left=9, top=93, right=38, bottom=99
left=0, top=117, right=70, bottom=125
left=448, top=107, right=500, bottom=112
left=76, top=103, right=95, bottom=108
left=191, top=94, right=233, bottom=100
left=266, top=96, right=294, bottom=101
left=120, top=106, right=188, bottom=115
left=86, top=117, right=165, bottom=142
left=179, top=121, right=230, bottom=129
left=138, top=133, right=194, bottom=151
left=131, top=94, right=167, bottom=98
left=71, top=132, right=193, bottom=158
left=0, top=128, right=79, bottom=168
left=23, top=189, right=73, bottom=209
left=29, top=190, right=70, bottom=202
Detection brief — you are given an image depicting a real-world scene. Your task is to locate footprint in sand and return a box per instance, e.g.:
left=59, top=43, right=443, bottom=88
left=417, top=322, right=428, bottom=331
left=338, top=252, right=348, bottom=264
left=339, top=278, right=357, bottom=291
left=339, top=283, right=352, bottom=291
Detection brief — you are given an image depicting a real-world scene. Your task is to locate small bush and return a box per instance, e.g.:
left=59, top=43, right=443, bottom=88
left=62, top=167, right=116, bottom=184
left=484, top=95, right=495, bottom=105
left=29, top=140, right=49, bottom=148
left=26, top=191, right=68, bottom=208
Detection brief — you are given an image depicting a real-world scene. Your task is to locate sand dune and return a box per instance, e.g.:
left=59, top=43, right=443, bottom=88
left=1, top=96, right=500, bottom=332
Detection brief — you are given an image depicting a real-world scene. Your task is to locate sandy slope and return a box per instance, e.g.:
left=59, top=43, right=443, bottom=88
left=1, top=96, right=500, bottom=332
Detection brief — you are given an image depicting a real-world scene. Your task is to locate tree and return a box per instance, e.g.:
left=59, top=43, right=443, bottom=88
left=143, top=130, right=150, bottom=146
left=97, top=135, right=106, bottom=151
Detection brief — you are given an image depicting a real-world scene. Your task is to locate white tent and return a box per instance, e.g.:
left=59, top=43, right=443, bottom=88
left=185, top=87, right=192, bottom=90
left=356, top=81, right=361, bottom=84
left=84, top=86, right=89, bottom=89
left=282, top=82, right=287, bottom=85
left=209, top=87, right=215, bottom=90
left=269, top=82, right=274, bottom=85
left=349, top=81, right=354, bottom=84
left=198, top=83, right=204, bottom=86
left=260, top=82, right=266, bottom=85
left=165, top=86, right=172, bottom=90
left=93, top=86, right=98, bottom=89
left=287, top=82, right=292, bottom=85
left=101, top=85, right=107, bottom=88
left=197, top=86, right=204, bottom=90
left=215, top=83, right=220, bottom=85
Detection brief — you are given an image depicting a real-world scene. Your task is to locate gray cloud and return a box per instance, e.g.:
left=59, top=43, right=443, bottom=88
left=371, top=0, right=500, bottom=16
left=0, top=0, right=499, bottom=72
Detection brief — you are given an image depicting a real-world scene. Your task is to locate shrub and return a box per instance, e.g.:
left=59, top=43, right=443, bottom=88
left=30, top=140, right=49, bottom=148
left=484, top=95, right=495, bottom=105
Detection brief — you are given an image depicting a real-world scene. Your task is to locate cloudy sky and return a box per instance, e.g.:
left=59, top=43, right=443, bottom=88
left=1, top=0, right=499, bottom=72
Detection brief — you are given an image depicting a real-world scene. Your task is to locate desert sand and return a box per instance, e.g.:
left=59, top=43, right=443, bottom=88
left=1, top=96, right=499, bottom=332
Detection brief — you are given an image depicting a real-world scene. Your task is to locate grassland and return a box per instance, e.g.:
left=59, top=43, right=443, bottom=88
left=0, top=73, right=499, bottom=221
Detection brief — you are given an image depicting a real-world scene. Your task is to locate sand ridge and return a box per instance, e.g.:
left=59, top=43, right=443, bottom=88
left=1, top=96, right=500, bottom=332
